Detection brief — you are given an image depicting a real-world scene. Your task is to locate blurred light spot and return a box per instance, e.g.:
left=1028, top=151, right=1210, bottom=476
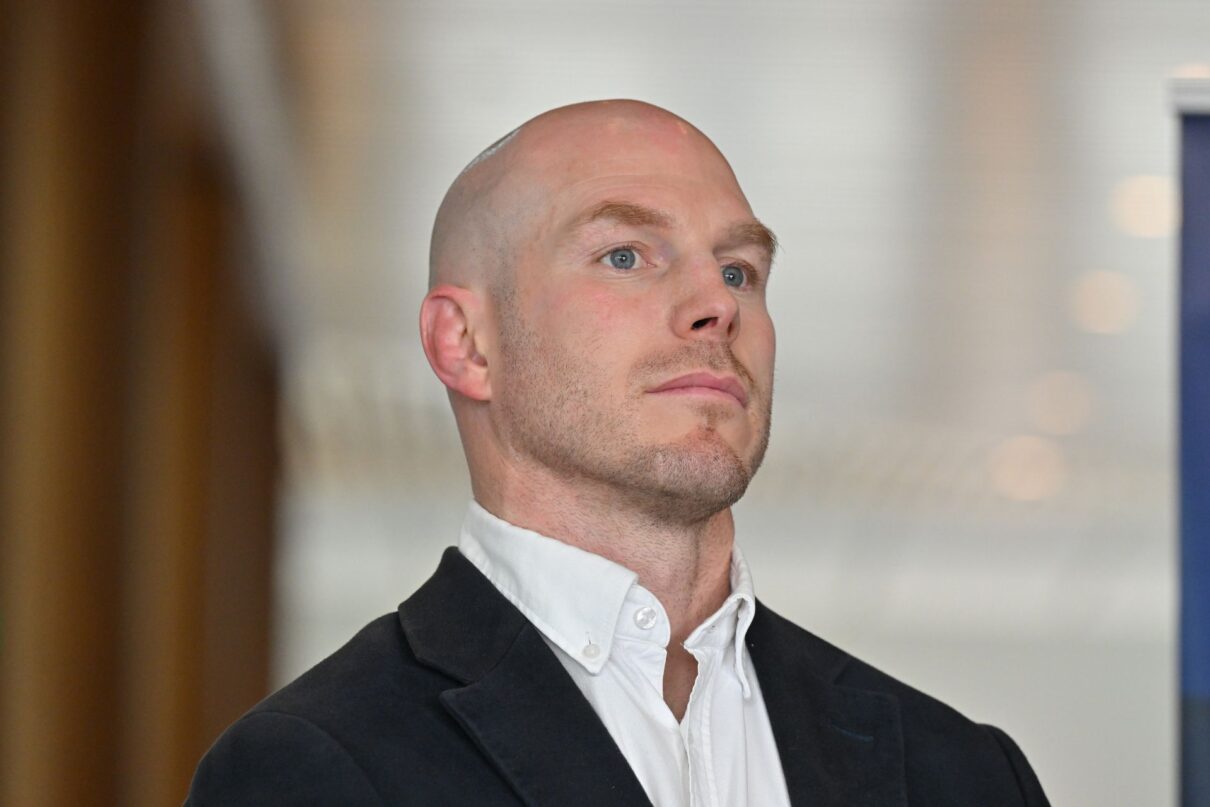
left=1070, top=270, right=1139, bottom=334
left=1173, top=63, right=1210, bottom=79
left=1027, top=371, right=1093, bottom=435
left=1110, top=175, right=1178, bottom=238
left=988, top=435, right=1067, bottom=501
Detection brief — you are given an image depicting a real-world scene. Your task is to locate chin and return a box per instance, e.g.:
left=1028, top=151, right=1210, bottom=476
left=639, top=434, right=754, bottom=522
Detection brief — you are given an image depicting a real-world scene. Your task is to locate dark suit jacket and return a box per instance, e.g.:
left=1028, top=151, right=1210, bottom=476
left=187, top=548, right=1051, bottom=806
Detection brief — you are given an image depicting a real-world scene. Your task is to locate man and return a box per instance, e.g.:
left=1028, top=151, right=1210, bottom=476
left=187, top=101, right=1050, bottom=806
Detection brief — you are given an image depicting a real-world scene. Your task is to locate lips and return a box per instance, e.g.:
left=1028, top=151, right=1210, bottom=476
left=648, top=372, right=749, bottom=407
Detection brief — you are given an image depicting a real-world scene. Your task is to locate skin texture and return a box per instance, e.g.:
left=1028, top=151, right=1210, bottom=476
left=420, top=100, right=777, bottom=720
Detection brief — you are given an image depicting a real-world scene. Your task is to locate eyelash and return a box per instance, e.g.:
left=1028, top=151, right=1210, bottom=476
left=596, top=243, right=764, bottom=291
left=598, top=242, right=647, bottom=268
left=723, top=260, right=762, bottom=291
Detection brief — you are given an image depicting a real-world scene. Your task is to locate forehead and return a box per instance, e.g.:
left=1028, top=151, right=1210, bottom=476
left=533, top=158, right=752, bottom=242
left=539, top=171, right=759, bottom=256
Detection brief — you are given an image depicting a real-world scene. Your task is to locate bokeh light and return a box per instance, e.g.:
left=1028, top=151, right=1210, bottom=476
left=988, top=434, right=1068, bottom=501
left=1110, top=174, right=1178, bottom=239
left=1070, top=270, right=1140, bottom=334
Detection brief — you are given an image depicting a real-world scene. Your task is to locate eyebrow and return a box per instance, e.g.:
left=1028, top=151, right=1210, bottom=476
left=723, top=220, right=779, bottom=262
left=576, top=201, right=675, bottom=230
left=572, top=200, right=778, bottom=262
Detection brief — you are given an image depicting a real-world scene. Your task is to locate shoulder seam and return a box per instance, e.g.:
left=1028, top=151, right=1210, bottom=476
left=251, top=709, right=388, bottom=806
left=981, top=723, right=1029, bottom=803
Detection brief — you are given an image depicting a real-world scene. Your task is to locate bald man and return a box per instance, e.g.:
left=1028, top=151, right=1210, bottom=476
left=187, top=101, right=1050, bottom=807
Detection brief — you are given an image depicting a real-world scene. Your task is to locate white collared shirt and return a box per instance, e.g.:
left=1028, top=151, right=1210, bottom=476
left=458, top=501, right=792, bottom=807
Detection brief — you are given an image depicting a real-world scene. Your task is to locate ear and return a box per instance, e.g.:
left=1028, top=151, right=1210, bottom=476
left=419, top=284, right=492, bottom=402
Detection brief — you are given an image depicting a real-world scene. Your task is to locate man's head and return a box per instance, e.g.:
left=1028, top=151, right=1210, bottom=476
left=420, top=100, right=776, bottom=524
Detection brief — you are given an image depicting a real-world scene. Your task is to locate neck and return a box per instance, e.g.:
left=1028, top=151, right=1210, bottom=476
left=475, top=460, right=736, bottom=646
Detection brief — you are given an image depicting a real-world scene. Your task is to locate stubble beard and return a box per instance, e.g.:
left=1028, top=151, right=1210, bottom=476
left=494, top=292, right=772, bottom=525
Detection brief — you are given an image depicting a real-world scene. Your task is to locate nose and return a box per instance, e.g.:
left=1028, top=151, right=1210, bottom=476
left=670, top=258, right=740, bottom=341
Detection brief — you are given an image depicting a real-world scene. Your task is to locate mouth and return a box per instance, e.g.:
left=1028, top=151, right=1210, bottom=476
left=648, top=372, right=749, bottom=408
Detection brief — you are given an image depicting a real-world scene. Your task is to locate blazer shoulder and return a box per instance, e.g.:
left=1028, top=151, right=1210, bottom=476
left=190, top=606, right=509, bottom=804
left=837, top=640, right=1049, bottom=803
left=753, top=601, right=1050, bottom=805
left=188, top=612, right=461, bottom=804
left=187, top=615, right=406, bottom=805
left=187, top=710, right=384, bottom=806
left=249, top=613, right=413, bottom=721
left=833, top=646, right=1018, bottom=752
left=983, top=722, right=1052, bottom=806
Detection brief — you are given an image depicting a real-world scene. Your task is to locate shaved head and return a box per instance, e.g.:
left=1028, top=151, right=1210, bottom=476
left=421, top=98, right=777, bottom=528
left=428, top=100, right=755, bottom=295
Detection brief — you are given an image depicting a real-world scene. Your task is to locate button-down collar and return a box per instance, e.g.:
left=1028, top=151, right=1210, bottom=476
left=458, top=501, right=757, bottom=695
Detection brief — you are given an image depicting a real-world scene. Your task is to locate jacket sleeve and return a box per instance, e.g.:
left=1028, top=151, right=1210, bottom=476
left=982, top=724, right=1051, bottom=807
left=185, top=710, right=385, bottom=807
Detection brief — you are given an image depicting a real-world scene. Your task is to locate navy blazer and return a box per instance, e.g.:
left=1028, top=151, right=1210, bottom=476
left=187, top=548, right=1051, bottom=806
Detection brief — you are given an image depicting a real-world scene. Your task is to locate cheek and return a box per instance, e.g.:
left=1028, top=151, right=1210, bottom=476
left=738, top=315, right=776, bottom=392
left=574, top=285, right=633, bottom=318
left=742, top=310, right=775, bottom=355
left=548, top=286, right=647, bottom=345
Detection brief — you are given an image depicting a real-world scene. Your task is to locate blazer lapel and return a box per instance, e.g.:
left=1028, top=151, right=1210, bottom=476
left=747, top=603, right=908, bottom=807
left=399, top=548, right=653, bottom=807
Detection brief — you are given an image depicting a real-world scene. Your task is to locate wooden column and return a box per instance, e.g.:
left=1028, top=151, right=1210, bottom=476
left=0, top=3, right=148, bottom=804
left=1, top=4, right=278, bottom=806
left=120, top=46, right=277, bottom=798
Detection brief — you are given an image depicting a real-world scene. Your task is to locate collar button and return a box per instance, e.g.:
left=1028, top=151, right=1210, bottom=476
left=633, top=606, right=659, bottom=630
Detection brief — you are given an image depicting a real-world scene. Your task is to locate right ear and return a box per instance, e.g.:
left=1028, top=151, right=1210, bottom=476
left=419, top=284, right=492, bottom=402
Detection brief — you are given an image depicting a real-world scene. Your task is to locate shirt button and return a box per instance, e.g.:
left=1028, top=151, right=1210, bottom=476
left=633, top=606, right=659, bottom=630
left=582, top=642, right=601, bottom=659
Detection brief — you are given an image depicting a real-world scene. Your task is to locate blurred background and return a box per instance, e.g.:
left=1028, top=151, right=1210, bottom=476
left=3, top=1, right=1207, bottom=805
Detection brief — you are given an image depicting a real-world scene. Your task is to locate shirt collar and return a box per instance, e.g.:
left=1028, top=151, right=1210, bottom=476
left=458, top=500, right=759, bottom=695
left=459, top=501, right=635, bottom=674
left=693, top=545, right=758, bottom=698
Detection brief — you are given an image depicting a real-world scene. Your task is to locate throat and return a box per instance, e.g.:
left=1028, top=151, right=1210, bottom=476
left=663, top=645, right=699, bottom=722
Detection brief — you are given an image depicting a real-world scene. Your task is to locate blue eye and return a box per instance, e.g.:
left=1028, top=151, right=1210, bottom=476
left=721, top=264, right=746, bottom=287
left=605, top=248, right=639, bottom=270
